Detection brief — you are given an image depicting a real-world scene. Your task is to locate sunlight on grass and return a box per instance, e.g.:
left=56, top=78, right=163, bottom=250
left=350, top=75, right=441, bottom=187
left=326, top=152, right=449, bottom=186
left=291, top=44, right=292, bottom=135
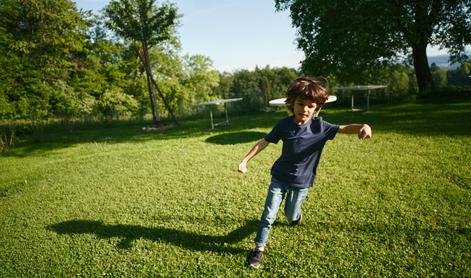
left=1, top=101, right=470, bottom=276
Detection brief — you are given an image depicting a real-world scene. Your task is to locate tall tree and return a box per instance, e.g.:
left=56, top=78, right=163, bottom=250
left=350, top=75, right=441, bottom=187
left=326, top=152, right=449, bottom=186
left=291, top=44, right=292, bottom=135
left=0, top=0, right=88, bottom=120
left=104, top=0, right=179, bottom=126
left=275, top=0, right=471, bottom=95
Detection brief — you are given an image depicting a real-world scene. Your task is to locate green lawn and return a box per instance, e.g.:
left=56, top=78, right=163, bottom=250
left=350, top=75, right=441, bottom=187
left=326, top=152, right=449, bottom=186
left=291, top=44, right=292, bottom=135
left=1, top=101, right=470, bottom=277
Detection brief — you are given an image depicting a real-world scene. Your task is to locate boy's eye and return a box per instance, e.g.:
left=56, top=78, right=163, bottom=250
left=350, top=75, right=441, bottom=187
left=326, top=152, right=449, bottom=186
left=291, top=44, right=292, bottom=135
left=295, top=102, right=315, bottom=109
left=295, top=100, right=316, bottom=109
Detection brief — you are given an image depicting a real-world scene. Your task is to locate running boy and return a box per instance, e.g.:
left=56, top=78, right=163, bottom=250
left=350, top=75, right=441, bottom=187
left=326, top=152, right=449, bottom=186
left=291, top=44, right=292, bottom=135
left=238, top=77, right=372, bottom=268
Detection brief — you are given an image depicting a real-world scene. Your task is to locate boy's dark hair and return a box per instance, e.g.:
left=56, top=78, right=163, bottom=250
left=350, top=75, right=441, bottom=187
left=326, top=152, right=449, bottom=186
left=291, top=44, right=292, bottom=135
left=285, top=77, right=329, bottom=113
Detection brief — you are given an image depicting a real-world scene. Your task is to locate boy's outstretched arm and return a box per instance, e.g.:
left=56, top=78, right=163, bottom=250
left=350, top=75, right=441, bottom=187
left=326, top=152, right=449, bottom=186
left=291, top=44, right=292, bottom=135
left=339, top=124, right=372, bottom=139
left=238, top=139, right=270, bottom=174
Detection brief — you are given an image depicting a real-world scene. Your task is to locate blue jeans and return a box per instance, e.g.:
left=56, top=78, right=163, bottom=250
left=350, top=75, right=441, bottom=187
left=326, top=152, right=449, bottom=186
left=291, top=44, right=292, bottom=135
left=254, top=178, right=309, bottom=247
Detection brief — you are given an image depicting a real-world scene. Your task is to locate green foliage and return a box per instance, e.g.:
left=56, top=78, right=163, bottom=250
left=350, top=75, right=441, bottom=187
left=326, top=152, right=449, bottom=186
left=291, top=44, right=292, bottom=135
left=1, top=0, right=470, bottom=135
left=431, top=63, right=448, bottom=89
left=104, top=0, right=181, bottom=124
left=97, top=87, right=139, bottom=119
left=105, top=0, right=179, bottom=47
left=219, top=67, right=299, bottom=113
left=0, top=0, right=88, bottom=121
left=230, top=69, right=265, bottom=112
left=1, top=101, right=470, bottom=276
left=0, top=124, right=16, bottom=152
left=385, top=65, right=414, bottom=96
left=182, top=55, right=220, bottom=104
left=275, top=0, right=471, bottom=94
left=0, top=90, right=13, bottom=120
left=447, top=60, right=471, bottom=86
left=145, top=45, right=222, bottom=118
left=341, top=65, right=417, bottom=102
left=430, top=85, right=471, bottom=98
left=70, top=25, right=146, bottom=119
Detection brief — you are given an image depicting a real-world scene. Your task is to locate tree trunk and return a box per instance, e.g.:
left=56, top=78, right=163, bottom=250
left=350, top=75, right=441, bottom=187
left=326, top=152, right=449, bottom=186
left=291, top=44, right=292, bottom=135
left=411, top=43, right=433, bottom=96
left=142, top=44, right=161, bottom=126
left=140, top=44, right=178, bottom=126
left=149, top=75, right=178, bottom=125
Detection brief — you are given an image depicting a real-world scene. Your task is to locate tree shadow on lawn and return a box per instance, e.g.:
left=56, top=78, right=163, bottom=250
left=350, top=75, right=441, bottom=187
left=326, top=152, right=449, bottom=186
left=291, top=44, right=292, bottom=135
left=205, top=131, right=266, bottom=145
left=48, top=219, right=259, bottom=254
left=4, top=101, right=471, bottom=158
left=323, top=101, right=471, bottom=137
left=2, top=112, right=283, bottom=158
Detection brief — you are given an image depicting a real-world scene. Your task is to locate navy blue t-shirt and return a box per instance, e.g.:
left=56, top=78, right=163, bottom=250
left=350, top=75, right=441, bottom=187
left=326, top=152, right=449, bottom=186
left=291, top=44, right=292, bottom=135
left=264, top=116, right=339, bottom=189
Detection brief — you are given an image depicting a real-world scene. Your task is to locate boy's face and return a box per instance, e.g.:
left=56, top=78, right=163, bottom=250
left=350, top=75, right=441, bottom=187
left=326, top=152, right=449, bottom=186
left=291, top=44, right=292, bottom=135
left=293, top=97, right=319, bottom=125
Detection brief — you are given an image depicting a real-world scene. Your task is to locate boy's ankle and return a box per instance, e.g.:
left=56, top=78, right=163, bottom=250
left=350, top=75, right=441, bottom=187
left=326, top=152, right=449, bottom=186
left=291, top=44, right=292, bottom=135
left=290, top=212, right=303, bottom=226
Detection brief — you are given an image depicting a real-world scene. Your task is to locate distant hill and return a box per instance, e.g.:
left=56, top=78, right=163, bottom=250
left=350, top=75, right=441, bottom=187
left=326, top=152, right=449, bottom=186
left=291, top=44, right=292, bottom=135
left=427, top=54, right=468, bottom=70
left=397, top=54, right=468, bottom=70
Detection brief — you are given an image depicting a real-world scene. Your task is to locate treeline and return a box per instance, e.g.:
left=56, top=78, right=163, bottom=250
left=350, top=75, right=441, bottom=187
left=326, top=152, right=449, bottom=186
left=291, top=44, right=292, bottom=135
left=1, top=1, right=470, bottom=131
left=0, top=0, right=221, bottom=123
left=0, top=0, right=301, bottom=125
left=430, top=62, right=471, bottom=95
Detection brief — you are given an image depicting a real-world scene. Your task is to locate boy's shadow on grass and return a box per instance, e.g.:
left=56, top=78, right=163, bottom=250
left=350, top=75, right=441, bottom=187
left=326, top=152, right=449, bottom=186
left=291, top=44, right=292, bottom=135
left=48, top=219, right=258, bottom=254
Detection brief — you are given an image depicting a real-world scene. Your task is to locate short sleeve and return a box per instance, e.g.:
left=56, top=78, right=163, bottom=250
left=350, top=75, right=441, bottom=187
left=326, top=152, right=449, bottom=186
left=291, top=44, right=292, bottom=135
left=265, top=120, right=283, bottom=144
left=322, top=120, right=339, bottom=140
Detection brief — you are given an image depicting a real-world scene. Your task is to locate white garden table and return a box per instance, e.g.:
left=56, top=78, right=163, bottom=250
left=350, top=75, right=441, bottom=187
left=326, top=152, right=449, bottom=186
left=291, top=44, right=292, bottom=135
left=197, top=98, right=243, bottom=129
left=334, top=85, right=387, bottom=112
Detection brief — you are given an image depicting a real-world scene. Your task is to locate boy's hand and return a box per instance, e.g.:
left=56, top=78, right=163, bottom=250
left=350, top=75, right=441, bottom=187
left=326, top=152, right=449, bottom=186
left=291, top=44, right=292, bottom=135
left=358, top=124, right=372, bottom=139
left=238, top=161, right=247, bottom=174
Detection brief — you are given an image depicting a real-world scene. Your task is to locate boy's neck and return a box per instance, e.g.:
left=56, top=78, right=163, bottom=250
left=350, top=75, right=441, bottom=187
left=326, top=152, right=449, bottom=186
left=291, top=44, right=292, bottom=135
left=294, top=116, right=312, bottom=125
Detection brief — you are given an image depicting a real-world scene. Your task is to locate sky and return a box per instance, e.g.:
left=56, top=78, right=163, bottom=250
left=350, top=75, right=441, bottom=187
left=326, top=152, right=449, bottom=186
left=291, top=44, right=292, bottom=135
left=74, top=0, right=449, bottom=72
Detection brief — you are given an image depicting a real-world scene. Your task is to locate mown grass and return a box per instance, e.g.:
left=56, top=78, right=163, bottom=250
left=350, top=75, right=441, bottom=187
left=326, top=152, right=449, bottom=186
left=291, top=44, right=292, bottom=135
left=1, top=101, right=470, bottom=277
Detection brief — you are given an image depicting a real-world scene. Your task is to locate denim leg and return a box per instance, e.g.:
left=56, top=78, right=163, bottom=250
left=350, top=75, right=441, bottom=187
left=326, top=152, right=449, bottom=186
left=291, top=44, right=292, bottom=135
left=284, top=187, right=309, bottom=222
left=254, top=180, right=286, bottom=247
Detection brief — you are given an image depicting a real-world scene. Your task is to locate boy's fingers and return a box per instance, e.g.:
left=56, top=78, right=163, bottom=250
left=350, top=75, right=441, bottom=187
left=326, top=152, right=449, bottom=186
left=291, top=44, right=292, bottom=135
left=358, top=127, right=372, bottom=139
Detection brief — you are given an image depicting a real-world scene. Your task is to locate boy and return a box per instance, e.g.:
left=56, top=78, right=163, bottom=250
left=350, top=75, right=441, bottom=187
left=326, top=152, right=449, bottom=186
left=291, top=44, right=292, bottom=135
left=238, top=77, right=372, bottom=268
